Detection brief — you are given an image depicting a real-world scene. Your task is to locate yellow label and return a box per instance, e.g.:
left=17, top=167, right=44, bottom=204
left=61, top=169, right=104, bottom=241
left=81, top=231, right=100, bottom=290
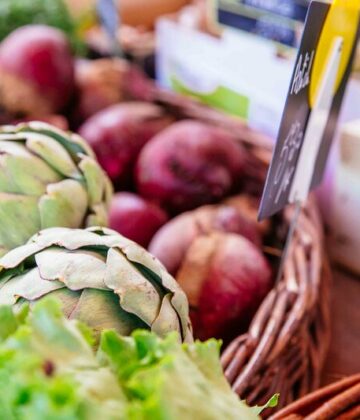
left=310, top=0, right=360, bottom=107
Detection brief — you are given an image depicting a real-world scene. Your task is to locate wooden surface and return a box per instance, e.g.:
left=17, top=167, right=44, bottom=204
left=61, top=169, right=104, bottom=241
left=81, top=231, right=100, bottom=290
left=322, top=267, right=360, bottom=385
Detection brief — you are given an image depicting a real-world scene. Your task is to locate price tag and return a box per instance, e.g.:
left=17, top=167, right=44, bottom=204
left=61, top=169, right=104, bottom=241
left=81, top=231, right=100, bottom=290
left=259, top=0, right=360, bottom=220
left=97, top=0, right=122, bottom=56
left=215, top=0, right=310, bottom=47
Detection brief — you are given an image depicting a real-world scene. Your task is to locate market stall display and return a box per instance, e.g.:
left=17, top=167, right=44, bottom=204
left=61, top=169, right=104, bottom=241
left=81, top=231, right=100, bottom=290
left=0, top=1, right=358, bottom=418
left=0, top=26, right=331, bottom=410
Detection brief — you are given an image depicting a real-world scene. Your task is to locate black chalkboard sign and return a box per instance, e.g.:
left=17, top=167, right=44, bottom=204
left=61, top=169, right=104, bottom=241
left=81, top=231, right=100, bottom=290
left=259, top=0, right=360, bottom=220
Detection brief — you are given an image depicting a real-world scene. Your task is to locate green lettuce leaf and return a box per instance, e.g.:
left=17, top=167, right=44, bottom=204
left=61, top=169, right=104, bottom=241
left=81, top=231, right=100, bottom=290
left=0, top=299, right=126, bottom=419
left=100, top=330, right=261, bottom=420
left=0, top=298, right=277, bottom=419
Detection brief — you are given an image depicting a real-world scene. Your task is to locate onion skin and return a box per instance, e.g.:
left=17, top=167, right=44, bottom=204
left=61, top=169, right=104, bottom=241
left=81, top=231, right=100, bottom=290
left=149, top=212, right=200, bottom=275
left=0, top=25, right=74, bottom=116
left=79, top=102, right=173, bottom=188
left=109, top=192, right=168, bottom=248
left=177, top=233, right=272, bottom=342
left=223, top=194, right=271, bottom=237
left=149, top=199, right=261, bottom=275
left=136, top=120, right=246, bottom=213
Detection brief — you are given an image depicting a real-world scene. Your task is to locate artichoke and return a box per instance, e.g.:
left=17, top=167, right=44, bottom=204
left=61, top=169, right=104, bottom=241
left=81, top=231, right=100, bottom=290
left=0, top=226, right=192, bottom=342
left=0, top=122, right=112, bottom=256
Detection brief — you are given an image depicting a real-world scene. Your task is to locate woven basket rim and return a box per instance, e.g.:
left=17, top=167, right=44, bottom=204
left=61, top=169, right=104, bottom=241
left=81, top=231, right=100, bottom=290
left=270, top=374, right=360, bottom=419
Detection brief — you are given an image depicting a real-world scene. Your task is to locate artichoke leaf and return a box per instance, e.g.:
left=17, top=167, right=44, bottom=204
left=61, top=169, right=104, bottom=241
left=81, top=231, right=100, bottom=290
left=70, top=289, right=147, bottom=337
left=18, top=122, right=91, bottom=159
left=0, top=243, right=45, bottom=271
left=26, top=132, right=81, bottom=179
left=0, top=267, right=64, bottom=305
left=0, top=139, right=34, bottom=157
left=105, top=248, right=161, bottom=326
left=0, top=141, right=61, bottom=195
left=170, top=289, right=192, bottom=343
left=86, top=203, right=109, bottom=228
left=46, top=288, right=81, bottom=318
left=0, top=132, right=26, bottom=140
left=30, top=227, right=132, bottom=252
left=114, top=237, right=176, bottom=288
left=71, top=132, right=96, bottom=158
left=109, top=237, right=192, bottom=340
left=90, top=230, right=167, bottom=270
left=39, top=180, right=88, bottom=229
left=30, top=227, right=110, bottom=250
left=152, top=293, right=182, bottom=339
left=87, top=227, right=141, bottom=249
left=0, top=193, right=40, bottom=251
left=79, top=156, right=108, bottom=207
left=35, top=248, right=108, bottom=291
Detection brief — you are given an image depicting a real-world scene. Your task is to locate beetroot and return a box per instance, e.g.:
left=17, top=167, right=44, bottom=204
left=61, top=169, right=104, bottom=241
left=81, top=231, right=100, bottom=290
left=149, top=200, right=261, bottom=275
left=0, top=25, right=74, bottom=116
left=135, top=120, right=246, bottom=213
left=109, top=192, right=168, bottom=248
left=79, top=103, right=173, bottom=187
left=177, top=233, right=272, bottom=342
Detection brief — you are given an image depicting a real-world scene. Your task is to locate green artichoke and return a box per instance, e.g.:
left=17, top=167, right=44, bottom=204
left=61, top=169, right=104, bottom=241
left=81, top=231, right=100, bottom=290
left=0, top=226, right=192, bottom=342
left=0, top=121, right=113, bottom=256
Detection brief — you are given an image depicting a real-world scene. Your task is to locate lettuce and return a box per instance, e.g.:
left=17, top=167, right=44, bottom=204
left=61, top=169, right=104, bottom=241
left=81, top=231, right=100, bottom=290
left=0, top=299, right=276, bottom=419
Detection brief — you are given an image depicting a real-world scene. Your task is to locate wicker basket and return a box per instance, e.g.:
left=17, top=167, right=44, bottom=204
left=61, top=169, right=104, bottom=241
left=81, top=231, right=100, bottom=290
left=270, top=374, right=360, bottom=419
left=221, top=202, right=331, bottom=412
left=130, top=79, right=332, bottom=414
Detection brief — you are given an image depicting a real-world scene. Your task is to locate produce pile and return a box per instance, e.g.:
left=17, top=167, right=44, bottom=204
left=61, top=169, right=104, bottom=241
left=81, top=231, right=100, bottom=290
left=0, top=21, right=275, bottom=343
left=0, top=13, right=279, bottom=418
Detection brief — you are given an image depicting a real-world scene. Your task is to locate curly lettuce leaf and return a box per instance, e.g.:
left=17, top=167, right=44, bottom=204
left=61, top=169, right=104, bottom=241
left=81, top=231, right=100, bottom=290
left=0, top=299, right=277, bottom=419
left=0, top=299, right=126, bottom=419
left=100, top=330, right=261, bottom=420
